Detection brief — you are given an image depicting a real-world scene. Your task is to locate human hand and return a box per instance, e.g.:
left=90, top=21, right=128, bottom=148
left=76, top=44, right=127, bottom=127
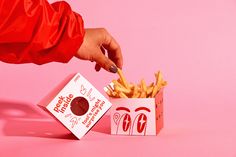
left=75, top=28, right=123, bottom=73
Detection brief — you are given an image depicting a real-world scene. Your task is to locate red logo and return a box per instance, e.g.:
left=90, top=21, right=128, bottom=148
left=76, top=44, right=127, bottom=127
left=122, top=114, right=131, bottom=132
left=136, top=113, right=147, bottom=133
left=114, top=106, right=150, bottom=135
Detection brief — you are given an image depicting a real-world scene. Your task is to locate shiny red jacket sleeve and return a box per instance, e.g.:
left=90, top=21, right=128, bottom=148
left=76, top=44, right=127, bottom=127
left=0, top=0, right=85, bottom=64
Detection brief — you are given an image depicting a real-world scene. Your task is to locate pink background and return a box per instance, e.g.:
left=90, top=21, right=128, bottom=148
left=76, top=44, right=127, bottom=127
left=1, top=0, right=236, bottom=156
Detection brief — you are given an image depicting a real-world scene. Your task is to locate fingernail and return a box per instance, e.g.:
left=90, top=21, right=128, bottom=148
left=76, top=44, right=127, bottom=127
left=95, top=66, right=100, bottom=71
left=95, top=64, right=101, bottom=72
left=109, top=65, right=118, bottom=73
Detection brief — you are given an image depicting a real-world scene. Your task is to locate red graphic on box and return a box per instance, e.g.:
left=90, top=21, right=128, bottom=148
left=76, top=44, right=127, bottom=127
left=111, top=88, right=164, bottom=136
left=65, top=113, right=81, bottom=128
left=70, top=97, right=89, bottom=116
left=113, top=106, right=150, bottom=135
left=135, top=113, right=147, bottom=133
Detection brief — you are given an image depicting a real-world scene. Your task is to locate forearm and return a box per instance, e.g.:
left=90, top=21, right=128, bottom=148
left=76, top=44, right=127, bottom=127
left=0, top=0, right=85, bottom=64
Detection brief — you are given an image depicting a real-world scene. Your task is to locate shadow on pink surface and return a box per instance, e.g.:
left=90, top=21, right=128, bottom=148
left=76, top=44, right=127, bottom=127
left=0, top=100, right=76, bottom=139
left=0, top=100, right=111, bottom=139
left=91, top=115, right=110, bottom=134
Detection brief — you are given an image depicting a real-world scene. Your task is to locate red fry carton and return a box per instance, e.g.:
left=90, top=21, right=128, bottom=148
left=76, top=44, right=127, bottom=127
left=110, top=88, right=164, bottom=136
left=38, top=73, right=112, bottom=139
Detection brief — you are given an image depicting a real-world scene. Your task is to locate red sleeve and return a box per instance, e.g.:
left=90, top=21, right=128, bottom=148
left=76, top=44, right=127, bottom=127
left=0, top=0, right=85, bottom=64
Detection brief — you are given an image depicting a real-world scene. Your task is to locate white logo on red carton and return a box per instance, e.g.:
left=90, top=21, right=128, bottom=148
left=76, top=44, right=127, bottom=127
left=38, top=73, right=112, bottom=139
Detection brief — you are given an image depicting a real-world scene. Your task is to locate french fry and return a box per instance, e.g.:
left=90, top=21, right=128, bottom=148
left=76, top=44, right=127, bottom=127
left=105, top=69, right=167, bottom=98
left=114, top=84, right=131, bottom=94
left=112, top=80, right=127, bottom=90
left=108, top=82, right=115, bottom=91
left=104, top=89, right=112, bottom=97
left=151, top=85, right=159, bottom=98
left=128, top=83, right=135, bottom=89
left=110, top=91, right=116, bottom=97
left=155, top=71, right=163, bottom=89
left=132, top=91, right=141, bottom=98
left=141, top=79, right=147, bottom=92
left=104, top=85, right=113, bottom=97
left=117, top=68, right=130, bottom=89
left=112, top=79, right=123, bottom=87
left=117, top=78, right=123, bottom=85
left=148, top=82, right=154, bottom=88
left=147, top=85, right=154, bottom=96
left=146, top=82, right=154, bottom=97
left=139, top=91, right=146, bottom=98
left=131, top=85, right=138, bottom=98
left=161, top=80, right=168, bottom=87
left=118, top=91, right=128, bottom=98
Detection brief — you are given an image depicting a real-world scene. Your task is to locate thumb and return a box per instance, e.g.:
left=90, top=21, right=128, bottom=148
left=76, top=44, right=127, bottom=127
left=93, top=50, right=118, bottom=73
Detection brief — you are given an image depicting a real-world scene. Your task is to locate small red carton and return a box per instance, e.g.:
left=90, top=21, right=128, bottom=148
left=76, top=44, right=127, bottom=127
left=110, top=88, right=164, bottom=136
left=38, top=73, right=112, bottom=139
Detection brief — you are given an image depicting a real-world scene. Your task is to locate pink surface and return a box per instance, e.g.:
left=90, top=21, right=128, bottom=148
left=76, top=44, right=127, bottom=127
left=0, top=0, right=236, bottom=156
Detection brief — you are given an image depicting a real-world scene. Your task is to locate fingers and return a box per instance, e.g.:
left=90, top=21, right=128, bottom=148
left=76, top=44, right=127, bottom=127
left=80, top=28, right=123, bottom=73
left=95, top=47, right=105, bottom=72
left=93, top=48, right=118, bottom=73
left=102, top=30, right=123, bottom=69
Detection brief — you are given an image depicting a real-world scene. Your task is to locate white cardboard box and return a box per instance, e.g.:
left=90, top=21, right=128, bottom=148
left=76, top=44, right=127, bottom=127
left=38, top=73, right=112, bottom=139
left=110, top=88, right=164, bottom=136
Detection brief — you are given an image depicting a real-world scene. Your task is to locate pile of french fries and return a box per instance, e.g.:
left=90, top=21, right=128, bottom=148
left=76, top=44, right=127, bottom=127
left=104, top=69, right=167, bottom=98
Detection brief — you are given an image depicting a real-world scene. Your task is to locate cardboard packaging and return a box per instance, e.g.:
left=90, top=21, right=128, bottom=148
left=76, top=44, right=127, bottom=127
left=38, top=73, right=112, bottom=139
left=110, top=88, right=164, bottom=136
